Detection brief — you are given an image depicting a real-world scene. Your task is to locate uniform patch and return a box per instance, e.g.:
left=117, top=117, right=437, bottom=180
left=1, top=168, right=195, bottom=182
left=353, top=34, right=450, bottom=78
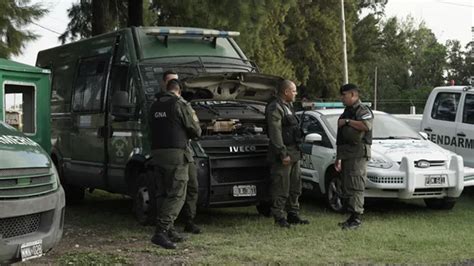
left=361, top=113, right=373, bottom=120
left=191, top=110, right=199, bottom=122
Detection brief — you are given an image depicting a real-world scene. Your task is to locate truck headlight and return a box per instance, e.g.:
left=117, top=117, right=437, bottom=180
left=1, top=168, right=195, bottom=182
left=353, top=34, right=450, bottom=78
left=368, top=157, right=393, bottom=169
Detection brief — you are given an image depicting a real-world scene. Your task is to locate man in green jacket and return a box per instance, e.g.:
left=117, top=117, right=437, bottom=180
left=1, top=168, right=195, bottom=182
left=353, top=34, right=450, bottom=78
left=149, top=79, right=202, bottom=249
left=162, top=70, right=202, bottom=235
left=335, top=83, right=373, bottom=230
left=265, top=80, right=309, bottom=228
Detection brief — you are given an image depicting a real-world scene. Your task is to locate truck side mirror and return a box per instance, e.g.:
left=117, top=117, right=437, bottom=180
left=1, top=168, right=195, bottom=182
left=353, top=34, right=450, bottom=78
left=111, top=91, right=135, bottom=121
left=304, top=133, right=322, bottom=143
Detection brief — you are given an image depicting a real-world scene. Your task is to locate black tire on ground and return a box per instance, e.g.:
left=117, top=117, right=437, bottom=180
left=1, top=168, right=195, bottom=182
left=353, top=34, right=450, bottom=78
left=63, top=184, right=85, bottom=205
left=256, top=200, right=272, bottom=217
left=424, top=198, right=456, bottom=210
left=325, top=168, right=344, bottom=212
left=132, top=171, right=156, bottom=226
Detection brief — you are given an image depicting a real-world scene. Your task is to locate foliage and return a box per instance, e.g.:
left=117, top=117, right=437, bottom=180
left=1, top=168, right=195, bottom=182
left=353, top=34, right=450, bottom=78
left=0, top=0, right=47, bottom=58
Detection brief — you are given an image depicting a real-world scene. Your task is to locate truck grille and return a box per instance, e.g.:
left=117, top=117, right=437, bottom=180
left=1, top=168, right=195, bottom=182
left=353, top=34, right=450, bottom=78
left=199, top=137, right=269, bottom=184
left=0, top=167, right=55, bottom=199
left=0, top=213, right=41, bottom=239
left=414, top=160, right=446, bottom=168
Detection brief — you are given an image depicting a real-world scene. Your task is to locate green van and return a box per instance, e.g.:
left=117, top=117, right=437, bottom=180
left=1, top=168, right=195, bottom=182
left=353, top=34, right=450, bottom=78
left=0, top=59, right=65, bottom=263
left=36, top=26, right=278, bottom=223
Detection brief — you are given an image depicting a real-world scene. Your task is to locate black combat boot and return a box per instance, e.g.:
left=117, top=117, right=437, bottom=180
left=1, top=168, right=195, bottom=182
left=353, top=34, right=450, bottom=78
left=287, top=212, right=310, bottom=225
left=339, top=213, right=362, bottom=230
left=275, top=218, right=291, bottom=228
left=168, top=228, right=187, bottom=242
left=151, top=229, right=177, bottom=249
left=184, top=221, right=202, bottom=234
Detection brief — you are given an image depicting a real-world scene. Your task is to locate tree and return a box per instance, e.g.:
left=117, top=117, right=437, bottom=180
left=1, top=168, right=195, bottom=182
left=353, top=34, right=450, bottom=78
left=0, top=0, right=47, bottom=58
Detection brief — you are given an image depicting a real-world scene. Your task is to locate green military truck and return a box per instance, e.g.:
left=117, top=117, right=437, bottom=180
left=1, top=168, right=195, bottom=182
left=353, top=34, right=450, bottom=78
left=36, top=27, right=278, bottom=223
left=0, top=59, right=65, bottom=263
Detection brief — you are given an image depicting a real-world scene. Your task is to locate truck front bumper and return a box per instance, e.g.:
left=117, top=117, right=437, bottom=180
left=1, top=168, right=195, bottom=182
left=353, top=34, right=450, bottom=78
left=0, top=186, right=65, bottom=263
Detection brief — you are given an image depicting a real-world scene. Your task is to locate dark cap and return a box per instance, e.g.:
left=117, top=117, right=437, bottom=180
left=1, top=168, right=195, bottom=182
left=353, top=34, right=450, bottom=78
left=340, top=83, right=359, bottom=95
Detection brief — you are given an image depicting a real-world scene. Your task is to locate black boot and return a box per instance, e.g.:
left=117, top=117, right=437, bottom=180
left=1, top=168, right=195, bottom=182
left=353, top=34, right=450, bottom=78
left=275, top=218, right=291, bottom=228
left=151, top=229, right=177, bottom=249
left=287, top=212, right=310, bottom=225
left=168, top=228, right=187, bottom=242
left=184, top=221, right=202, bottom=234
left=339, top=213, right=362, bottom=230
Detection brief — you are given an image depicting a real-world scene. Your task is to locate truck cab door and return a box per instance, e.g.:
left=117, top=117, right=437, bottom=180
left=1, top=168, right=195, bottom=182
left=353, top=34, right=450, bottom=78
left=455, top=92, right=474, bottom=167
left=68, top=55, right=112, bottom=189
left=422, top=91, right=461, bottom=152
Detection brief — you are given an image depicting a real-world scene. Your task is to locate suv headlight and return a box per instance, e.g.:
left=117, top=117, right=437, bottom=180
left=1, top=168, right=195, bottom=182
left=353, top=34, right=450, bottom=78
left=368, top=157, right=393, bottom=169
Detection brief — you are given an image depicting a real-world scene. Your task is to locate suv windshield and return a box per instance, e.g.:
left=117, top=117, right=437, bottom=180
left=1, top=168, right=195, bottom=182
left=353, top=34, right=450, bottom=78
left=322, top=113, right=421, bottom=140
left=139, top=56, right=256, bottom=100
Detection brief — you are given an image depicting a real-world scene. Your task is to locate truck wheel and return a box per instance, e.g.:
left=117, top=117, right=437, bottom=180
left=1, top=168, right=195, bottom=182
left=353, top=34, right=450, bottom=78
left=132, top=172, right=156, bottom=225
left=256, top=200, right=272, bottom=217
left=326, top=170, right=344, bottom=212
left=64, top=184, right=85, bottom=205
left=424, top=198, right=456, bottom=210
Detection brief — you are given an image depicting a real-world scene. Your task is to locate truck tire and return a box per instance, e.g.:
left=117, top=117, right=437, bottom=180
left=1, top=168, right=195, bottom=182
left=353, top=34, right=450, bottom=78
left=424, top=198, right=456, bottom=210
left=132, top=171, right=156, bottom=225
left=64, top=184, right=85, bottom=205
left=256, top=200, right=272, bottom=217
left=325, top=168, right=344, bottom=212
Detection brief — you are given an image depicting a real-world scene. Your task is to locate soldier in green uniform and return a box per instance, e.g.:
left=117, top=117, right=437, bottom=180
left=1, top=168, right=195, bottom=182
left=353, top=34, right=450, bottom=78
left=149, top=79, right=202, bottom=249
left=335, top=83, right=373, bottom=230
left=265, top=80, right=309, bottom=228
left=162, top=71, right=202, bottom=235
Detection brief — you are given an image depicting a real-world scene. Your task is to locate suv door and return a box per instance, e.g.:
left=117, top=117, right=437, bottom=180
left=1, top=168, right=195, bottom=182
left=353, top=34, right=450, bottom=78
left=67, top=55, right=111, bottom=188
left=456, top=92, right=474, bottom=167
left=422, top=91, right=461, bottom=151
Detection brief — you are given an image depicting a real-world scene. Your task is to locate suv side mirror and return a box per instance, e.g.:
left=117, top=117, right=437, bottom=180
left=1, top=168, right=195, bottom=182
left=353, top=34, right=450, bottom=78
left=304, top=133, right=322, bottom=143
left=111, top=91, right=135, bottom=121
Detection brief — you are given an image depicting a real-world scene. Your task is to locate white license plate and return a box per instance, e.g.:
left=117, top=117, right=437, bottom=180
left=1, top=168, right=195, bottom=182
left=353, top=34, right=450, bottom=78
left=233, top=185, right=257, bottom=197
left=425, top=175, right=446, bottom=186
left=20, top=239, right=42, bottom=261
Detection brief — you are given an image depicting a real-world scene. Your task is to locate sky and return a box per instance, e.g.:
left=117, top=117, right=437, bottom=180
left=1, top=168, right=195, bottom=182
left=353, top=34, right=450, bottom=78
left=10, top=0, right=474, bottom=65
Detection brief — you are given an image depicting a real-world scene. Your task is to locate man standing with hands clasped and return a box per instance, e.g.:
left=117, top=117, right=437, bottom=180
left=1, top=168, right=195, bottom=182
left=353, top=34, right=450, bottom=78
left=335, top=83, right=373, bottom=230
left=265, top=80, right=309, bottom=228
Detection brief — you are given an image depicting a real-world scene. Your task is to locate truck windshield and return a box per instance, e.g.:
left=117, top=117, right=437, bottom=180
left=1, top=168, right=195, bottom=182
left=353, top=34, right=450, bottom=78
left=322, top=113, right=421, bottom=140
left=139, top=56, right=256, bottom=101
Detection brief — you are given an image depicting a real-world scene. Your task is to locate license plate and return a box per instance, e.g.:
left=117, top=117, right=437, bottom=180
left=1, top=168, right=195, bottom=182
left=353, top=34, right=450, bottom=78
left=233, top=185, right=257, bottom=197
left=20, top=239, right=42, bottom=261
left=425, top=175, right=446, bottom=186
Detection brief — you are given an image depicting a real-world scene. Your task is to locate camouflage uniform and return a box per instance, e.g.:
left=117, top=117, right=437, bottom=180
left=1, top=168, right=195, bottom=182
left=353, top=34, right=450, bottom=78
left=265, top=98, right=303, bottom=221
left=149, top=92, right=201, bottom=232
left=336, top=99, right=373, bottom=215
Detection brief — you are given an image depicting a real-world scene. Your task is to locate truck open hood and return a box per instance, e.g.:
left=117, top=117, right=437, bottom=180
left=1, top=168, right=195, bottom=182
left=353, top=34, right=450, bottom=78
left=182, top=72, right=282, bottom=102
left=0, top=122, right=50, bottom=169
left=372, top=139, right=449, bottom=163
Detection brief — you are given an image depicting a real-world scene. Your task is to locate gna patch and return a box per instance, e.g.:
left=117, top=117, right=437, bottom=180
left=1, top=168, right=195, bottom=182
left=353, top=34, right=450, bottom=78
left=428, top=133, right=474, bottom=149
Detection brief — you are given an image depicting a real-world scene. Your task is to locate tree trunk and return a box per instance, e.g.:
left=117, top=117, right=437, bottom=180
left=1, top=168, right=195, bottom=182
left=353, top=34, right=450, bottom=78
left=128, top=0, right=143, bottom=27
left=91, top=0, right=108, bottom=36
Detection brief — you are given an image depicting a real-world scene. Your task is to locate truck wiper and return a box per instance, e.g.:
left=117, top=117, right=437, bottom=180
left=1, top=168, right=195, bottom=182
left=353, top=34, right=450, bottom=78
left=193, top=102, right=220, bottom=115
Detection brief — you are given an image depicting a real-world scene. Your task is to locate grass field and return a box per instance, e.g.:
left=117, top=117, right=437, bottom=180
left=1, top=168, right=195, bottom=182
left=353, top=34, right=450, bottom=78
left=23, top=188, right=474, bottom=264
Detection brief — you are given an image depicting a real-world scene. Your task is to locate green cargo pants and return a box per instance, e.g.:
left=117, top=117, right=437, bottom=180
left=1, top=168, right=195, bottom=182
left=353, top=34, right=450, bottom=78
left=341, top=157, right=368, bottom=215
left=180, top=161, right=198, bottom=221
left=152, top=150, right=190, bottom=231
left=270, top=160, right=302, bottom=220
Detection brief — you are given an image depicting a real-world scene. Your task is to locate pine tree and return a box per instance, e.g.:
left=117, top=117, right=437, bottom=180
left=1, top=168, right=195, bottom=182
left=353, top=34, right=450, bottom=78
left=0, top=0, right=47, bottom=58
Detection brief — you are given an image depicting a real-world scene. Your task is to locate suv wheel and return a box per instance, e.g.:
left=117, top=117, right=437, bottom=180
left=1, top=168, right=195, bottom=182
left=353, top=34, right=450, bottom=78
left=326, top=170, right=344, bottom=212
left=424, top=198, right=456, bottom=210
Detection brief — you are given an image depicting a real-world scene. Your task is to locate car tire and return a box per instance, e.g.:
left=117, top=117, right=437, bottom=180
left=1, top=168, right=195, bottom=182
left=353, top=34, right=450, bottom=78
left=256, top=200, right=272, bottom=217
left=63, top=184, right=85, bottom=205
left=424, top=197, right=456, bottom=210
left=132, top=171, right=156, bottom=225
left=325, top=169, right=344, bottom=212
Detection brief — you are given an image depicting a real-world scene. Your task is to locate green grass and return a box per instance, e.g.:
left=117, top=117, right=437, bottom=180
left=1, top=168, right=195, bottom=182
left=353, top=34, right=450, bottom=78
left=52, top=188, right=474, bottom=264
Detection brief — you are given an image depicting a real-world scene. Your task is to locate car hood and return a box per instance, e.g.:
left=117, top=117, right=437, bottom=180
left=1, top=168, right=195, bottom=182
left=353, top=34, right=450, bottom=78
left=0, top=122, right=50, bottom=169
left=372, top=139, right=449, bottom=162
left=182, top=72, right=282, bottom=102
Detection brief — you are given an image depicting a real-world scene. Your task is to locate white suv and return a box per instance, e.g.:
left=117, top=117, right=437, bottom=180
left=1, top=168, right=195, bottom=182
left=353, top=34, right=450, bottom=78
left=298, top=109, right=474, bottom=211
